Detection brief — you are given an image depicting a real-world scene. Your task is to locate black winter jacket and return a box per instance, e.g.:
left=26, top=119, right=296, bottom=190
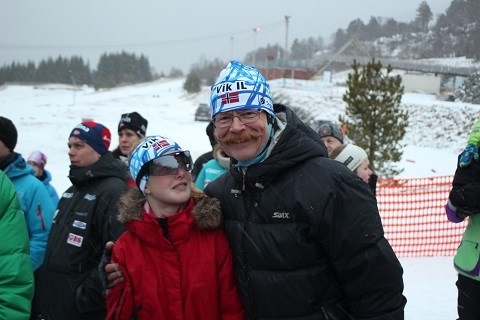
left=36, top=153, right=128, bottom=320
left=205, top=104, right=406, bottom=320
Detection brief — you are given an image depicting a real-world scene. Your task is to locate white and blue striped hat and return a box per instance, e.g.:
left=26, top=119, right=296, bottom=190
left=210, top=60, right=274, bottom=119
left=129, top=135, right=183, bottom=193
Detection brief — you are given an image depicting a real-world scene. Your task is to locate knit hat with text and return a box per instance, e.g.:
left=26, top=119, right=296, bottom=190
left=129, top=135, right=183, bottom=193
left=334, top=144, right=368, bottom=171
left=69, top=121, right=111, bottom=156
left=210, top=60, right=274, bottom=119
left=118, top=112, right=148, bottom=137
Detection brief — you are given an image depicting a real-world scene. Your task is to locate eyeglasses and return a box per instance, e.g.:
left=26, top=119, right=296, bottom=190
left=213, top=110, right=262, bottom=128
left=135, top=151, right=193, bottom=186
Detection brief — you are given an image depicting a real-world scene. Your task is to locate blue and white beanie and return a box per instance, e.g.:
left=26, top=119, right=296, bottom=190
left=210, top=60, right=274, bottom=119
left=129, top=135, right=183, bottom=193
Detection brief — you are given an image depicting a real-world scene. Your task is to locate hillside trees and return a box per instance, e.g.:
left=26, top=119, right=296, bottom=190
left=413, top=1, right=433, bottom=32
left=0, top=56, right=91, bottom=85
left=341, top=59, right=408, bottom=177
left=93, top=52, right=153, bottom=89
left=183, top=72, right=201, bottom=93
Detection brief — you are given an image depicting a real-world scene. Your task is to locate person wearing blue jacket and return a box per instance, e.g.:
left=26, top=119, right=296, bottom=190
left=27, top=150, right=60, bottom=207
left=195, top=144, right=230, bottom=190
left=0, top=117, right=55, bottom=271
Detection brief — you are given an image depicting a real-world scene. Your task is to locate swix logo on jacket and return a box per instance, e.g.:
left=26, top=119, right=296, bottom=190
left=273, top=212, right=290, bottom=219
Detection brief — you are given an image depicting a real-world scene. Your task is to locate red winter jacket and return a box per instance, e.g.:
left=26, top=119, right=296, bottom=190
left=106, top=189, right=244, bottom=320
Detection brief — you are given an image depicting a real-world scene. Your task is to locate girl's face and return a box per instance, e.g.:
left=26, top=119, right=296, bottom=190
left=144, top=152, right=193, bottom=217
left=355, top=158, right=373, bottom=183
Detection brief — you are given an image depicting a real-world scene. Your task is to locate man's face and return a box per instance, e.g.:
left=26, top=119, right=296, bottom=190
left=68, top=137, right=100, bottom=167
left=0, top=140, right=9, bottom=159
left=322, top=136, right=342, bottom=156
left=214, top=110, right=270, bottom=162
left=118, top=128, right=142, bottom=157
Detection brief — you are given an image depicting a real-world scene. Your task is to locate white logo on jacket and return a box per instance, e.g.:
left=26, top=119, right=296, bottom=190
left=67, top=233, right=84, bottom=247
left=272, top=212, right=290, bottom=219
left=84, top=194, right=96, bottom=201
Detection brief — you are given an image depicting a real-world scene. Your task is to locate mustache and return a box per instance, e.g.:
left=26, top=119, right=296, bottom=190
left=216, top=127, right=264, bottom=144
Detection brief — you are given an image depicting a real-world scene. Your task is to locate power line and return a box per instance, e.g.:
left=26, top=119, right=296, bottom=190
left=0, top=21, right=284, bottom=50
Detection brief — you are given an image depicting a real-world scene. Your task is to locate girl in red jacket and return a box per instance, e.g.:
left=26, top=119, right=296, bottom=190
left=106, top=135, right=244, bottom=320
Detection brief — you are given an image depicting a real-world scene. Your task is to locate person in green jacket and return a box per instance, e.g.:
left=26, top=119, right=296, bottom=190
left=0, top=170, right=34, bottom=319
left=446, top=119, right=480, bottom=320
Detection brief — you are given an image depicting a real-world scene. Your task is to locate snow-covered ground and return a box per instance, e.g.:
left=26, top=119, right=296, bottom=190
left=2, top=66, right=480, bottom=319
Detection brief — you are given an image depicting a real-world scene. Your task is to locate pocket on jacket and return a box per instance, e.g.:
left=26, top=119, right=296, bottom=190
left=454, top=241, right=480, bottom=276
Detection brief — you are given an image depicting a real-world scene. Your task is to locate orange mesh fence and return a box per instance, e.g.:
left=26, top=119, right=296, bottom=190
left=377, top=175, right=466, bottom=257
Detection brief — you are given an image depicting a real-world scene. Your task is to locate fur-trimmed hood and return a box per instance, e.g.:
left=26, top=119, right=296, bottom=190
left=117, top=186, right=223, bottom=230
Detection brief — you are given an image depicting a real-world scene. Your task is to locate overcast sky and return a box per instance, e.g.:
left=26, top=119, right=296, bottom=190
left=1, top=0, right=453, bottom=74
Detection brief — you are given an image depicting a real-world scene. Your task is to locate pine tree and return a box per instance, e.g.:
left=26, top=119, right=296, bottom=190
left=183, top=72, right=201, bottom=93
left=341, top=59, right=408, bottom=177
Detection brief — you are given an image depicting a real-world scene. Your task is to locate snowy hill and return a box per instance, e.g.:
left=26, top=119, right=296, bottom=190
left=2, top=71, right=480, bottom=194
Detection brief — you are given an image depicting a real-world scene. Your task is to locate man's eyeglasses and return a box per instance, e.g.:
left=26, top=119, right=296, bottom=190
left=136, top=151, right=193, bottom=185
left=213, top=110, right=262, bottom=128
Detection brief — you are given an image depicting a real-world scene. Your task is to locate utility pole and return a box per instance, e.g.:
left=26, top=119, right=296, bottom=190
left=252, top=26, right=260, bottom=65
left=284, top=15, right=291, bottom=63
left=284, top=16, right=291, bottom=87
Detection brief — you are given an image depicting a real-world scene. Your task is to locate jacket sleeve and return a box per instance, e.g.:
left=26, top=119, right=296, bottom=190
left=215, top=231, right=244, bottom=320
left=448, top=156, right=480, bottom=210
left=0, top=173, right=35, bottom=320
left=106, top=248, right=133, bottom=320
left=23, top=179, right=55, bottom=270
left=75, top=179, right=127, bottom=313
left=321, top=177, right=406, bottom=320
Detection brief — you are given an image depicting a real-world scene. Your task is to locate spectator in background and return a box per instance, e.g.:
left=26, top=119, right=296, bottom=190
left=0, top=170, right=34, bottom=320
left=316, top=120, right=344, bottom=156
left=0, top=116, right=55, bottom=272
left=27, top=150, right=60, bottom=206
left=34, top=121, right=128, bottom=320
left=195, top=144, right=230, bottom=190
left=111, top=112, right=148, bottom=187
left=318, top=121, right=378, bottom=195
left=106, top=135, right=243, bottom=319
left=111, top=111, right=148, bottom=165
left=191, top=122, right=216, bottom=181
left=445, top=119, right=480, bottom=320
left=330, top=143, right=374, bottom=185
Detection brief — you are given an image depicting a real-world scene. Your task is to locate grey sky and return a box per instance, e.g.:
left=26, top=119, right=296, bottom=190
left=1, top=0, right=452, bottom=74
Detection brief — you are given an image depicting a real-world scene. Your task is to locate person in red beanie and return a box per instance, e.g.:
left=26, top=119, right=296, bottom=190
left=33, top=121, right=129, bottom=320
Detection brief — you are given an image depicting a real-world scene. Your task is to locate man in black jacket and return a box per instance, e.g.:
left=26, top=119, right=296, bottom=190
left=204, top=60, right=406, bottom=319
left=35, top=121, right=128, bottom=320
